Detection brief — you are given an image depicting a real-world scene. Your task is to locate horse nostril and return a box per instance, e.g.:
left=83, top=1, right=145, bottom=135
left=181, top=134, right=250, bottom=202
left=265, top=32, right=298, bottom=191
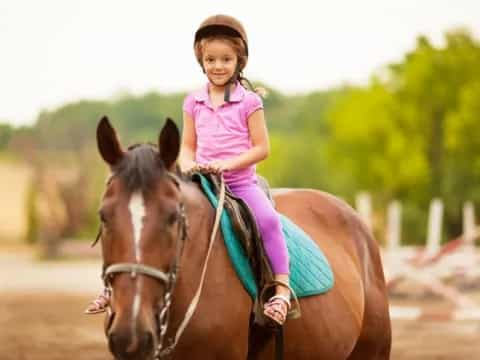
left=108, top=331, right=122, bottom=354
left=109, top=330, right=155, bottom=359
left=144, top=331, right=154, bottom=352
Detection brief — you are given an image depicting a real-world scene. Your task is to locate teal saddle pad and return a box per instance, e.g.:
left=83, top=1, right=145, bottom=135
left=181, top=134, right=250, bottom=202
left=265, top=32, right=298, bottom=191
left=197, top=174, right=334, bottom=299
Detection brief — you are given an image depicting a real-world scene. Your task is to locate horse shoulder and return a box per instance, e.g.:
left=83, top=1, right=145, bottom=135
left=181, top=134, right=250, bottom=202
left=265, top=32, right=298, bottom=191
left=175, top=180, right=251, bottom=358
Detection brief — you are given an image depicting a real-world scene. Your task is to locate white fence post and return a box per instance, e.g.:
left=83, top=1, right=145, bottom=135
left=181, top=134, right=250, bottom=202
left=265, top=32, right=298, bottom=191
left=463, top=201, right=476, bottom=247
left=356, top=192, right=372, bottom=230
left=425, top=198, right=443, bottom=257
left=386, top=200, right=402, bottom=253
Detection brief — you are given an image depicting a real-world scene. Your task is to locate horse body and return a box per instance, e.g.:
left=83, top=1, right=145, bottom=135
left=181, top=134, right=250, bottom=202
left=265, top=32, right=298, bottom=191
left=167, top=184, right=390, bottom=359
left=96, top=117, right=391, bottom=360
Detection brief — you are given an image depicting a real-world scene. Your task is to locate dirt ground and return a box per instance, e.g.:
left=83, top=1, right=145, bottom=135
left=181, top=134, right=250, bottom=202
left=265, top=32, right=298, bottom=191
left=1, top=248, right=480, bottom=359
left=1, top=292, right=110, bottom=360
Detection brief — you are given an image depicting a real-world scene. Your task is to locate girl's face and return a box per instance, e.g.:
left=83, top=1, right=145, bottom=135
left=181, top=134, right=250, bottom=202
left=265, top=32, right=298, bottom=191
left=201, top=39, right=238, bottom=87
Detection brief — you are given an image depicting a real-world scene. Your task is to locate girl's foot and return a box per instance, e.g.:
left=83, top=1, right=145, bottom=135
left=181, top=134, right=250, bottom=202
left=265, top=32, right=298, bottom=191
left=263, top=294, right=291, bottom=326
left=84, top=288, right=110, bottom=315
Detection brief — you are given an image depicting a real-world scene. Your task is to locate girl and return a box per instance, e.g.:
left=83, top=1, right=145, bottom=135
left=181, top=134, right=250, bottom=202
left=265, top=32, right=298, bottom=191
left=180, top=14, right=291, bottom=326
left=86, top=14, right=292, bottom=326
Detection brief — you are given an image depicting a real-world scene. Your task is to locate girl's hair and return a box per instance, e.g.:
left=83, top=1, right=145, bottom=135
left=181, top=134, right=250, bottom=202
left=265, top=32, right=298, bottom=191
left=194, top=35, right=267, bottom=98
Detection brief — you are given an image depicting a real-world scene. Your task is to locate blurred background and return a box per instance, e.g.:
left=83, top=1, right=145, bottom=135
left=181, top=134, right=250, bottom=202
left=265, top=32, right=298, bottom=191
left=1, top=1, right=480, bottom=359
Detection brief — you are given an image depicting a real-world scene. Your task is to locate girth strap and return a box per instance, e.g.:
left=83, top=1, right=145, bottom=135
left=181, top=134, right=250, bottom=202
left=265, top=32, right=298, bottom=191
left=275, top=327, right=284, bottom=360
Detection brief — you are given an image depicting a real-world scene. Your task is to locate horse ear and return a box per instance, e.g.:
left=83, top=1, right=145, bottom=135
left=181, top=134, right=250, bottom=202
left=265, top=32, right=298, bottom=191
left=97, top=116, right=124, bottom=166
left=158, top=118, right=180, bottom=171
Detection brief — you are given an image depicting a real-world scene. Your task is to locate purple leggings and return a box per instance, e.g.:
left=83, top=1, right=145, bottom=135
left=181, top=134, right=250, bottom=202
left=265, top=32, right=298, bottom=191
left=228, top=182, right=290, bottom=275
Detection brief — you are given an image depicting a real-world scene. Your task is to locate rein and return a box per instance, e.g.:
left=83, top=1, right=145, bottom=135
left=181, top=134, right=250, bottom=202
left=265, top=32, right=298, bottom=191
left=156, top=175, right=225, bottom=358
left=97, top=172, right=226, bottom=359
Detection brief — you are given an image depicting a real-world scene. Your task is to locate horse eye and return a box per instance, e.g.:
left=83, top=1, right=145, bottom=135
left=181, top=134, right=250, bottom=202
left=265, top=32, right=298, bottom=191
left=167, top=212, right=178, bottom=226
left=98, top=210, right=107, bottom=223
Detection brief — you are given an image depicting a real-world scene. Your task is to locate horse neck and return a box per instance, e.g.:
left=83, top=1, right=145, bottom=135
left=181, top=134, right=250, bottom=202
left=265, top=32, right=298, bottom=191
left=172, top=179, right=243, bottom=309
left=165, top=179, right=252, bottom=354
left=174, top=179, right=218, bottom=297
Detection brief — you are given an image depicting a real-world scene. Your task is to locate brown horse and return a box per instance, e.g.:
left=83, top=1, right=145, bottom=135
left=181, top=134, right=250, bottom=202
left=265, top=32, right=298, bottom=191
left=96, top=116, right=391, bottom=360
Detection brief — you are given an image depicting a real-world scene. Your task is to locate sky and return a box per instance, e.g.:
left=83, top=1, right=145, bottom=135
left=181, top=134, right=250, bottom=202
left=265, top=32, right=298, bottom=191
left=1, top=0, right=479, bottom=126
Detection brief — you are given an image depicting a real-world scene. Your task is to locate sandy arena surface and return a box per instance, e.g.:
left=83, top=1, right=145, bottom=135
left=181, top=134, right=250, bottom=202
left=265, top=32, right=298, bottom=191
left=1, top=248, right=480, bottom=359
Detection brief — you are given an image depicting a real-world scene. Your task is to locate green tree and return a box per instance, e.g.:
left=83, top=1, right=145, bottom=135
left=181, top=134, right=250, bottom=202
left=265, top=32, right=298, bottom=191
left=325, top=29, right=480, bottom=242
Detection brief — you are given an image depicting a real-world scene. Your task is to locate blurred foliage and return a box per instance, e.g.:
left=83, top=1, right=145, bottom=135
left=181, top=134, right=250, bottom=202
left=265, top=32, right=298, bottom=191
left=2, top=28, right=480, bottom=246
left=0, top=123, right=13, bottom=150
left=323, top=28, right=480, bottom=242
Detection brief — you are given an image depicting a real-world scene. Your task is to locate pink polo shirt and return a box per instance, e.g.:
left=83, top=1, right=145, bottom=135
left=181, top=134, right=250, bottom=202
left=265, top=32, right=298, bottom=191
left=183, top=82, right=263, bottom=187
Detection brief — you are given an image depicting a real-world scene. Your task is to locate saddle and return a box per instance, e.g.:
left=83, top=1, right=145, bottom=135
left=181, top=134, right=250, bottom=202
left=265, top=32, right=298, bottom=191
left=190, top=172, right=334, bottom=327
left=191, top=172, right=275, bottom=291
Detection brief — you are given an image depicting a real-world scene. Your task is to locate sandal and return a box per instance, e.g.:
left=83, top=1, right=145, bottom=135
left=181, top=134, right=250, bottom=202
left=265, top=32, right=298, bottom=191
left=84, top=288, right=110, bottom=315
left=255, top=280, right=301, bottom=327
left=263, top=294, right=291, bottom=326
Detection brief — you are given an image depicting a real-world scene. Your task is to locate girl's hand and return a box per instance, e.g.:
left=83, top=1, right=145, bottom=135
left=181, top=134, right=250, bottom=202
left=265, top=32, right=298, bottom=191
left=206, top=159, right=233, bottom=174
left=185, top=162, right=222, bottom=174
left=184, top=163, right=208, bottom=175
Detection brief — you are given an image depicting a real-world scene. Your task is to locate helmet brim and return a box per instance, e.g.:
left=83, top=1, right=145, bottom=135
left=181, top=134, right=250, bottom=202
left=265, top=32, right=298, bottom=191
left=194, top=25, right=249, bottom=56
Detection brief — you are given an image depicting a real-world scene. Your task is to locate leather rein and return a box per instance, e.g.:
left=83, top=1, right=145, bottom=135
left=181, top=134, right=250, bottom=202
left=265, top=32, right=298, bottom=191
left=93, top=172, right=226, bottom=359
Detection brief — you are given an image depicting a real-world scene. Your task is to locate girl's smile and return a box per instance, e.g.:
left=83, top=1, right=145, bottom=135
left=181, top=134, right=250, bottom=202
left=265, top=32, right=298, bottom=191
left=202, top=39, right=238, bottom=87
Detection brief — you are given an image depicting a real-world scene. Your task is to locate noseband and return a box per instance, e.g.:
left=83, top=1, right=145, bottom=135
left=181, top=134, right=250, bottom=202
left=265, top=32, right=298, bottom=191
left=97, top=171, right=225, bottom=359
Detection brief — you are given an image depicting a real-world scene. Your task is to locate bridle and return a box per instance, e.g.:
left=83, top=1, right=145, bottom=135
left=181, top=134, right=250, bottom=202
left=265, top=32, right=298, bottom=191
left=95, top=171, right=225, bottom=359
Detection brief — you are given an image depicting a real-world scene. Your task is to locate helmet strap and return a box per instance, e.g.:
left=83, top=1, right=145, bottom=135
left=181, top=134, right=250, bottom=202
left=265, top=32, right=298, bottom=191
left=223, top=81, right=233, bottom=102
left=223, top=64, right=242, bottom=102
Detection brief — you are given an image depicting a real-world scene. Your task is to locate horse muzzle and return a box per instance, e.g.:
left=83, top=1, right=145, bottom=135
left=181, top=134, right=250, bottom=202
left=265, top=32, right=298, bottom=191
left=108, top=328, right=156, bottom=360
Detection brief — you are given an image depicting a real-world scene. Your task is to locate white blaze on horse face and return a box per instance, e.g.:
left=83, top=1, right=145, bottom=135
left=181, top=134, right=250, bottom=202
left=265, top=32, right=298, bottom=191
left=130, top=281, right=142, bottom=348
left=128, top=192, right=146, bottom=263
left=128, top=191, right=146, bottom=343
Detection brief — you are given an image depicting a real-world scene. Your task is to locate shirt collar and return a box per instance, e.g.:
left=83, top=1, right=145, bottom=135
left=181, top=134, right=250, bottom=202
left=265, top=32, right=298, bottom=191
left=193, top=82, right=245, bottom=103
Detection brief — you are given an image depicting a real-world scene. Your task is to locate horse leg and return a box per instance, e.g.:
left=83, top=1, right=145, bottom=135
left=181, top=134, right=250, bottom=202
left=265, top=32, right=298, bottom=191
left=347, top=301, right=391, bottom=358
left=347, top=277, right=391, bottom=359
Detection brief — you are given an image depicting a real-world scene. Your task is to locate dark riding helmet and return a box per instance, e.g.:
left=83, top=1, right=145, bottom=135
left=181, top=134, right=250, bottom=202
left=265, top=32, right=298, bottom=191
left=194, top=14, right=249, bottom=70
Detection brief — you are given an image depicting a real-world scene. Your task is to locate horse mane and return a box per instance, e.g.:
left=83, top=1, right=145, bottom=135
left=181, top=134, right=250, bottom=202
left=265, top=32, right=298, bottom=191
left=114, top=143, right=165, bottom=193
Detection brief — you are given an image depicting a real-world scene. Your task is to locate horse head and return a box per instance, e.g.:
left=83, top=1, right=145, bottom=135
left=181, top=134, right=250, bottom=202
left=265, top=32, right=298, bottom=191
left=96, top=116, right=184, bottom=360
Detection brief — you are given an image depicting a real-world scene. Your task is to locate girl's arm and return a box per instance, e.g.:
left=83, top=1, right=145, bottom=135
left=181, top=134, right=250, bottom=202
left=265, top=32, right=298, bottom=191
left=178, top=111, right=198, bottom=172
left=210, top=109, right=270, bottom=172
